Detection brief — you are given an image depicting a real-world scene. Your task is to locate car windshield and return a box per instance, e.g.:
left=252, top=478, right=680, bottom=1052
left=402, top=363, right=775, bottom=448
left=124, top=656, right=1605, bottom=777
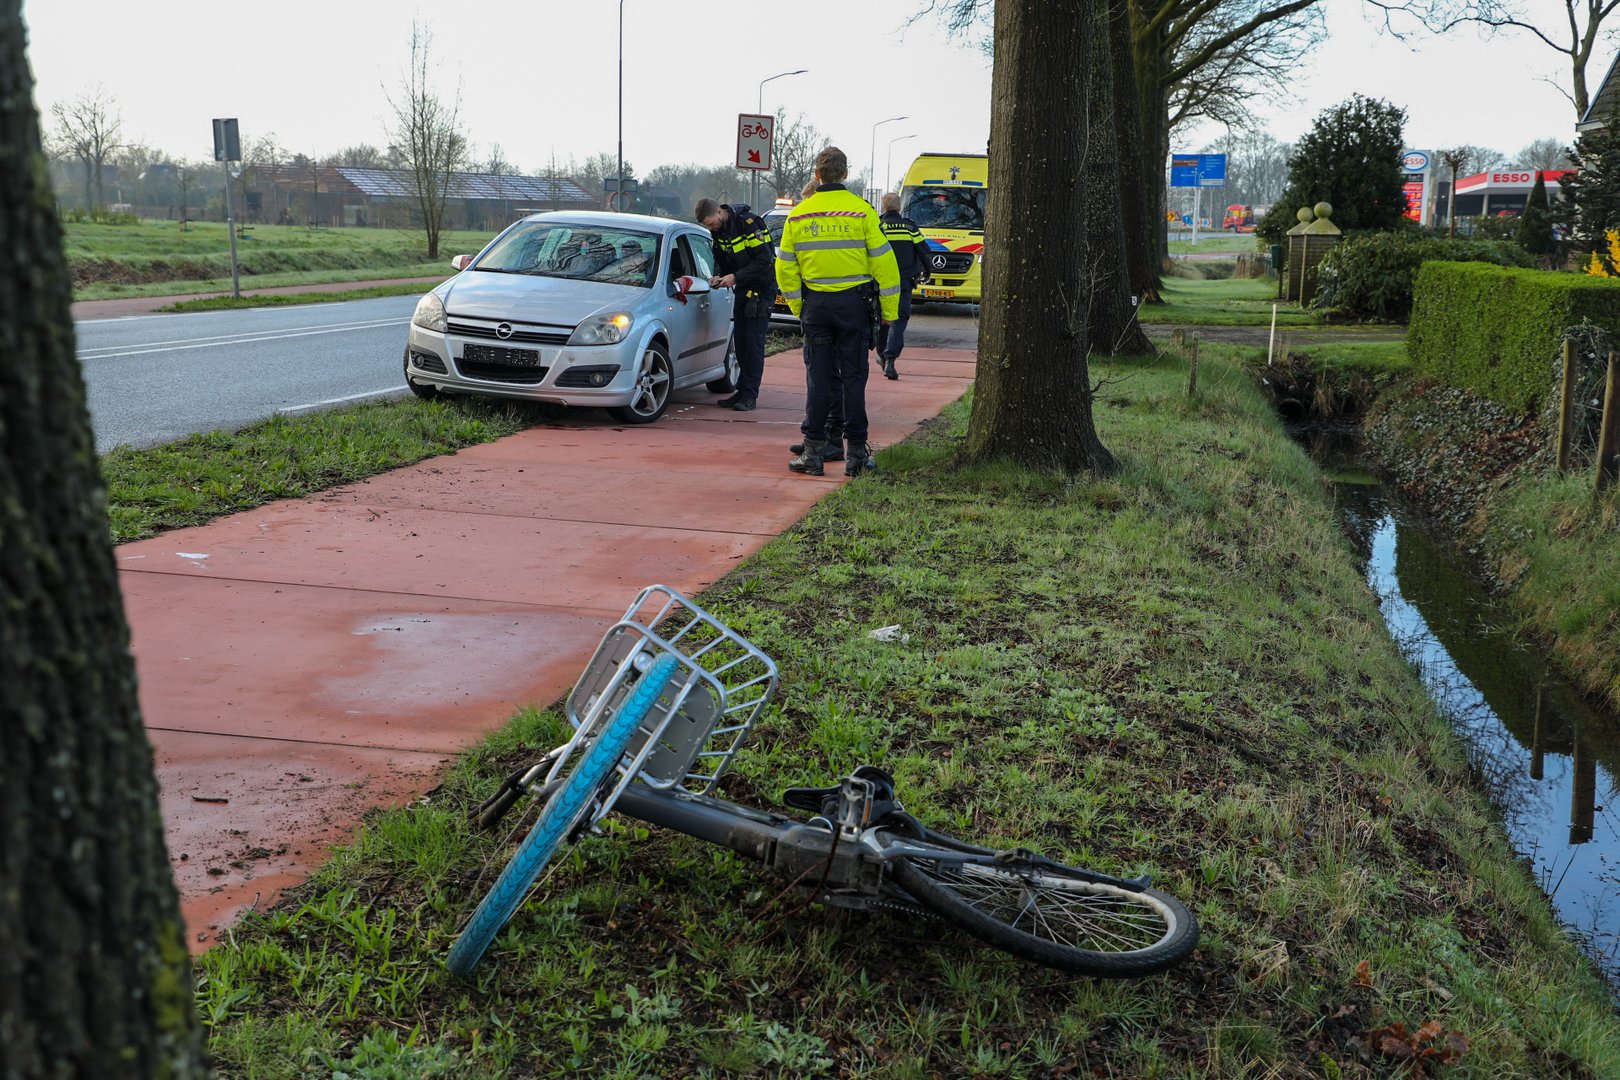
left=902, top=187, right=987, bottom=230
left=474, top=222, right=660, bottom=287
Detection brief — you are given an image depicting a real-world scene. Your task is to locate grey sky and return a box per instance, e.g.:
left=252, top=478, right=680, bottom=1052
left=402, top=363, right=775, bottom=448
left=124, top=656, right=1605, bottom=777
left=21, top=0, right=1594, bottom=189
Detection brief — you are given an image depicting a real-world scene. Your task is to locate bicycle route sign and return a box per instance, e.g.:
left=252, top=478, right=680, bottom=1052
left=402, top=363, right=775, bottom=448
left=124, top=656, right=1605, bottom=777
left=736, top=113, right=774, bottom=172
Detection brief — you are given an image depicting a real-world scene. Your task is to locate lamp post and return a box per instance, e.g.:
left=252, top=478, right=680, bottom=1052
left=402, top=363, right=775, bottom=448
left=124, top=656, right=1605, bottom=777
left=753, top=69, right=807, bottom=207
left=869, top=116, right=907, bottom=203
left=885, top=133, right=917, bottom=198
left=616, top=0, right=625, bottom=212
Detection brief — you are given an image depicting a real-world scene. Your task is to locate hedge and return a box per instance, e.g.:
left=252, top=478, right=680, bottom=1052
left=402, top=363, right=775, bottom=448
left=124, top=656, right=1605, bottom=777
left=1313, top=233, right=1530, bottom=321
left=1408, top=261, right=1620, bottom=413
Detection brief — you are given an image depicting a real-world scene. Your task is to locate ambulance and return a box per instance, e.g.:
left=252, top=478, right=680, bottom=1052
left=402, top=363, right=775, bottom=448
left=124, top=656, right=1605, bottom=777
left=898, top=152, right=988, bottom=305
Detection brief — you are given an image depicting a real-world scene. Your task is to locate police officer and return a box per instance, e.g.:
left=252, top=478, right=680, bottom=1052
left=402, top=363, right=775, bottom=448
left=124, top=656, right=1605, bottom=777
left=775, top=147, right=902, bottom=477
left=876, top=192, right=932, bottom=380
left=695, top=197, right=774, bottom=411
left=789, top=177, right=845, bottom=465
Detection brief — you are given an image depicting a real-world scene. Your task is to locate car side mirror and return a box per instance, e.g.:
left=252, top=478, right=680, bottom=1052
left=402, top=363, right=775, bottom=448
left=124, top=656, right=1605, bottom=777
left=450, top=255, right=474, bottom=271
left=670, top=274, right=711, bottom=301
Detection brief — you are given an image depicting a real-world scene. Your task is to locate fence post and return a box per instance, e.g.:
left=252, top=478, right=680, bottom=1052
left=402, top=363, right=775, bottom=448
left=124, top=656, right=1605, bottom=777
left=1595, top=351, right=1620, bottom=493
left=1556, top=339, right=1577, bottom=473
left=1187, top=333, right=1200, bottom=399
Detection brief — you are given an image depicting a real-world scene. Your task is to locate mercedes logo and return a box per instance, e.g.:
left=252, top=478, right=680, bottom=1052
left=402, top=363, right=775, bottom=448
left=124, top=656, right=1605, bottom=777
left=930, top=254, right=948, bottom=270
left=495, top=323, right=514, bottom=340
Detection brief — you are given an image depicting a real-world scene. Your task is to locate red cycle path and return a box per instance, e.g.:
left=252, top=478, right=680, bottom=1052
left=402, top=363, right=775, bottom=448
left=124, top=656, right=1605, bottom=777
left=113, top=348, right=976, bottom=948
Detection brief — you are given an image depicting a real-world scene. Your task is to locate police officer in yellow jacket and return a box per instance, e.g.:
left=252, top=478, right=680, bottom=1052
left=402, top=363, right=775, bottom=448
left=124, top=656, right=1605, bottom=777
left=775, top=147, right=901, bottom=477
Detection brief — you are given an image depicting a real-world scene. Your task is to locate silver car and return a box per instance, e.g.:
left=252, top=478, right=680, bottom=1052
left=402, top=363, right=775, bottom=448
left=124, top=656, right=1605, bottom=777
left=403, top=211, right=740, bottom=424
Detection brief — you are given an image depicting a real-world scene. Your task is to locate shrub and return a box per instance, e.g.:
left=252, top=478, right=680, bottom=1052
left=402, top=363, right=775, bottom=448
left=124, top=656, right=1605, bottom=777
left=1408, top=261, right=1620, bottom=413
left=1313, top=233, right=1531, bottom=320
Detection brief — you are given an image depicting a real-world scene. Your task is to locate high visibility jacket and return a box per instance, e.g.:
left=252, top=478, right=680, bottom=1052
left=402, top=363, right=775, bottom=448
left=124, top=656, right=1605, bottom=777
left=775, top=184, right=902, bottom=321
left=879, top=211, right=931, bottom=279
left=710, top=203, right=775, bottom=295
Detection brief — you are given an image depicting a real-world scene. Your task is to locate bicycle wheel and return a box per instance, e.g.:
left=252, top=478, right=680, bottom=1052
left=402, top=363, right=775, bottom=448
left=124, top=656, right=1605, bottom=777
left=883, top=833, right=1198, bottom=977
left=447, top=653, right=680, bottom=976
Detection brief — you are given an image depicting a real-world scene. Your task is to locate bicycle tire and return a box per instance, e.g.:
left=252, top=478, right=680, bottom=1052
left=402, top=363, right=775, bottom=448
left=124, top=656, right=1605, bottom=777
left=447, top=653, right=680, bottom=976
left=883, top=833, right=1198, bottom=977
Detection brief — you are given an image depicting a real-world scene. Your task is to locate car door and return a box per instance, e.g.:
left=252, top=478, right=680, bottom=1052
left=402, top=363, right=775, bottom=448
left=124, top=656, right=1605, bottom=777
left=676, top=232, right=730, bottom=379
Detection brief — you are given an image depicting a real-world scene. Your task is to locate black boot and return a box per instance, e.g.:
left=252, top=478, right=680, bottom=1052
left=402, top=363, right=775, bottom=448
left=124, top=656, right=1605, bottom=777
left=790, top=436, right=844, bottom=460
left=845, top=442, right=874, bottom=477
left=789, top=441, right=828, bottom=476
left=882, top=359, right=898, bottom=380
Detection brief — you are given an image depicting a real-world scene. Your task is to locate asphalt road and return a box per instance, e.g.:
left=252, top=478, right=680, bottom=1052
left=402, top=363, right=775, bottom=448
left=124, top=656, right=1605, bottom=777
left=78, top=296, right=419, bottom=452
left=78, top=296, right=981, bottom=453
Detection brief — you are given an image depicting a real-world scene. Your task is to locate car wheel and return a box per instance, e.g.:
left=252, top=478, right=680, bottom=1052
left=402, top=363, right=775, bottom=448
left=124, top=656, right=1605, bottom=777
left=612, top=341, right=672, bottom=424
left=404, top=351, right=441, bottom=400
left=705, top=335, right=741, bottom=394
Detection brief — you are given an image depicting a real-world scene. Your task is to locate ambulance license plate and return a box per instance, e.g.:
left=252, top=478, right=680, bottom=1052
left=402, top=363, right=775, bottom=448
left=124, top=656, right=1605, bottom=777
left=923, top=288, right=955, bottom=299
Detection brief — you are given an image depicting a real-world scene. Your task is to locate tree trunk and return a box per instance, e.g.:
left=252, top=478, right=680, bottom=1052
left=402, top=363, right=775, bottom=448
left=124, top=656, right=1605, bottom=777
left=1087, top=0, right=1154, bottom=356
left=967, top=0, right=1115, bottom=473
left=0, top=5, right=212, bottom=1076
left=1112, top=0, right=1161, bottom=309
left=1131, top=13, right=1171, bottom=303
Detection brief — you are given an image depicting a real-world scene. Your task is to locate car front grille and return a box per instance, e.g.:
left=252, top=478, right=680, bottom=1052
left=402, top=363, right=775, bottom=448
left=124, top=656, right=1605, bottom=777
left=925, top=252, right=974, bottom=275
left=448, top=319, right=571, bottom=345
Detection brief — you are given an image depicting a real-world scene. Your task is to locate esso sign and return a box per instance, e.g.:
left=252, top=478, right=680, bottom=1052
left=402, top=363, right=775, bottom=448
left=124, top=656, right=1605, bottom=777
left=1401, top=151, right=1430, bottom=171
left=1490, top=171, right=1535, bottom=184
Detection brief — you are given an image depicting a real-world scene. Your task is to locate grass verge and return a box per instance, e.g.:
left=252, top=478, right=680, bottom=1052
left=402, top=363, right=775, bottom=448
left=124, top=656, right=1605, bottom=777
left=197, top=348, right=1620, bottom=1078
left=159, top=282, right=440, bottom=312
left=101, top=398, right=556, bottom=543
left=1141, top=277, right=1320, bottom=327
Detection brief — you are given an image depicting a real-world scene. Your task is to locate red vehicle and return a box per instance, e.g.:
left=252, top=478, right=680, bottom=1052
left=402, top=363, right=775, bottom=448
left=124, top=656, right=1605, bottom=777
left=1223, top=204, right=1256, bottom=232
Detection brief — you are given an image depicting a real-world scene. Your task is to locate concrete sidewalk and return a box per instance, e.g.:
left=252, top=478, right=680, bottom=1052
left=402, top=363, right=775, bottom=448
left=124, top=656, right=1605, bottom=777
left=119, top=346, right=976, bottom=946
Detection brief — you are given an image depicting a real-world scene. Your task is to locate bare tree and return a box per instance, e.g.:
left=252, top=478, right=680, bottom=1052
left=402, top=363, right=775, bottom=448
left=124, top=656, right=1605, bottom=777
left=1372, top=0, right=1620, bottom=121
left=765, top=108, right=827, bottom=202
left=323, top=144, right=388, bottom=168
left=968, top=0, right=1116, bottom=471
left=50, top=81, right=121, bottom=209
left=1201, top=129, right=1292, bottom=205
left=571, top=151, right=634, bottom=205
left=385, top=20, right=468, bottom=258
left=1438, top=145, right=1505, bottom=235
left=1519, top=136, right=1575, bottom=169
left=1, top=4, right=211, bottom=1074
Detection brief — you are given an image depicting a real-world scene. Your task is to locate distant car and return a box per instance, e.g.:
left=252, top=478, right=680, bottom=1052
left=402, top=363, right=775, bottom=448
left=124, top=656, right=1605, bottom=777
left=403, top=211, right=740, bottom=424
left=760, top=207, right=799, bottom=327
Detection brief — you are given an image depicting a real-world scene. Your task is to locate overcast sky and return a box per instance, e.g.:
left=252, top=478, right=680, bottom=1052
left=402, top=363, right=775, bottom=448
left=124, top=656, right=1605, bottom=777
left=20, top=0, right=1595, bottom=188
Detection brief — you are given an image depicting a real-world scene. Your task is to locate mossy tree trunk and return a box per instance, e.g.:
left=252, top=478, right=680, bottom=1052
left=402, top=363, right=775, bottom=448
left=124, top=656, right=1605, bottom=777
left=967, top=0, right=1116, bottom=473
left=1087, top=0, right=1154, bottom=356
left=0, top=5, right=212, bottom=1076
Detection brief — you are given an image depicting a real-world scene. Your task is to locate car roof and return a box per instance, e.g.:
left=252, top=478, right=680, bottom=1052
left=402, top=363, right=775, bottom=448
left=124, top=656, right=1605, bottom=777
left=514, top=210, right=694, bottom=235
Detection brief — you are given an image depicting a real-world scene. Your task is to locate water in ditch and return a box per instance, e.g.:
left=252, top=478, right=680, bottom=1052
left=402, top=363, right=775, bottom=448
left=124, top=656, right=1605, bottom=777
left=1317, top=441, right=1620, bottom=991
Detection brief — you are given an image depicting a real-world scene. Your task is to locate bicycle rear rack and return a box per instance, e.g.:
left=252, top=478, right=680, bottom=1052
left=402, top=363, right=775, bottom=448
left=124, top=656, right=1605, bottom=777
left=566, top=585, right=778, bottom=796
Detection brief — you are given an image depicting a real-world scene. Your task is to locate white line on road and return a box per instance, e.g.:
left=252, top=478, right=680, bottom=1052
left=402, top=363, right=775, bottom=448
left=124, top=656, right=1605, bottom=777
left=278, top=386, right=408, bottom=414
left=78, top=317, right=405, bottom=360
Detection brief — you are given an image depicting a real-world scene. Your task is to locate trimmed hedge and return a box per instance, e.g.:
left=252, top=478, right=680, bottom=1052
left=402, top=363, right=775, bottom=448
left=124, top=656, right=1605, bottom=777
left=1313, top=233, right=1530, bottom=321
left=1408, top=261, right=1620, bottom=413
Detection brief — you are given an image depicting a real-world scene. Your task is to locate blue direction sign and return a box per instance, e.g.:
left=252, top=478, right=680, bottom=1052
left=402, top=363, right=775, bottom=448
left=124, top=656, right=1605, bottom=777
left=1171, top=153, right=1226, bottom=188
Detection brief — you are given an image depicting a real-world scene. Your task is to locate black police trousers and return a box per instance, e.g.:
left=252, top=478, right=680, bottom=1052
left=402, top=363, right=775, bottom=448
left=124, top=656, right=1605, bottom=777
left=800, top=287, right=871, bottom=446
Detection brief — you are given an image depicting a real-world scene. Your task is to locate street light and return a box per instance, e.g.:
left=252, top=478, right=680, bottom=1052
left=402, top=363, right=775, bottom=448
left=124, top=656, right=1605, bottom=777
left=753, top=69, right=807, bottom=207
left=885, top=134, right=918, bottom=198
left=868, top=116, right=907, bottom=204
left=616, top=0, right=625, bottom=212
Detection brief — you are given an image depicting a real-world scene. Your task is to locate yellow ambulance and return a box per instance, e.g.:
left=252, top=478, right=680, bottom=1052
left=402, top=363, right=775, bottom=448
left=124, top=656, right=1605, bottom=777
left=898, top=152, right=987, bottom=305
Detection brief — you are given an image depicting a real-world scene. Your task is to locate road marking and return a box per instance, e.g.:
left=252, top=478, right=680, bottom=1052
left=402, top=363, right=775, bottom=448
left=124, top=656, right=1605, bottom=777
left=78, top=316, right=404, bottom=360
left=279, top=386, right=407, bottom=414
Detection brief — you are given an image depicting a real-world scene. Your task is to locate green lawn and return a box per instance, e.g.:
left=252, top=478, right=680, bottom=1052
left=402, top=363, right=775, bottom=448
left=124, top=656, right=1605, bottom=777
left=1165, top=234, right=1260, bottom=255
left=189, top=349, right=1620, bottom=1079
left=1141, top=276, right=1319, bottom=327
left=66, top=218, right=498, bottom=300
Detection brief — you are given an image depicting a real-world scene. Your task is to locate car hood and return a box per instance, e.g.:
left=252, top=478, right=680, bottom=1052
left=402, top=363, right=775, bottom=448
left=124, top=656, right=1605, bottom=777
left=441, top=271, right=650, bottom=327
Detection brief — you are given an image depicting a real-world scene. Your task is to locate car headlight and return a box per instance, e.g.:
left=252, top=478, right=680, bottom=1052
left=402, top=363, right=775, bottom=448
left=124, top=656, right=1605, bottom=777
left=568, top=312, right=634, bottom=346
left=411, top=293, right=447, bottom=333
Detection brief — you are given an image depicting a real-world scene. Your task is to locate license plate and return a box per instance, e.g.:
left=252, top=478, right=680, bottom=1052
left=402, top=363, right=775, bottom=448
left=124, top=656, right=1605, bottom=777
left=923, top=288, right=955, bottom=299
left=463, top=343, right=542, bottom=367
